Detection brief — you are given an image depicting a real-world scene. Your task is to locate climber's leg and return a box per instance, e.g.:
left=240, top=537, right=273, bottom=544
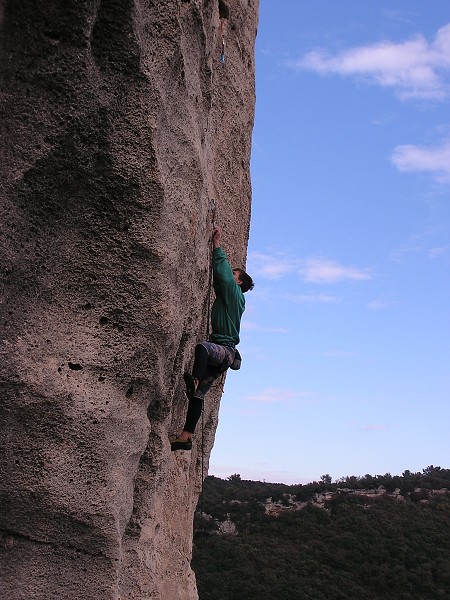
left=183, top=343, right=209, bottom=399
left=172, top=343, right=234, bottom=451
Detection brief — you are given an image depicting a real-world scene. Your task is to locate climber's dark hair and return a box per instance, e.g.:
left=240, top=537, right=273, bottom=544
left=234, top=269, right=254, bottom=293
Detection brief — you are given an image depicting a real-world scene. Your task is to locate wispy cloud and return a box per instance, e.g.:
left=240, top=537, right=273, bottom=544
left=391, top=139, right=450, bottom=182
left=390, top=243, right=422, bottom=263
left=367, top=298, right=399, bottom=310
left=244, top=387, right=312, bottom=405
left=323, top=350, right=355, bottom=358
left=391, top=228, right=450, bottom=262
left=242, top=321, right=289, bottom=333
left=300, top=257, right=371, bottom=283
left=282, top=292, right=342, bottom=304
left=249, top=252, right=372, bottom=284
left=292, top=23, right=450, bottom=100
left=209, top=464, right=312, bottom=485
left=360, top=424, right=388, bottom=432
left=429, top=244, right=450, bottom=258
left=350, top=420, right=389, bottom=432
left=381, top=9, right=417, bottom=27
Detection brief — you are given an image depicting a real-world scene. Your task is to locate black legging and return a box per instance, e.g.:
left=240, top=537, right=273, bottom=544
left=184, top=343, right=232, bottom=434
left=192, top=343, right=209, bottom=382
left=184, top=397, right=203, bottom=434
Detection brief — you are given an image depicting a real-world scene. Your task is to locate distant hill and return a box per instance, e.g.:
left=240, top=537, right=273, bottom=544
left=192, top=466, right=450, bottom=600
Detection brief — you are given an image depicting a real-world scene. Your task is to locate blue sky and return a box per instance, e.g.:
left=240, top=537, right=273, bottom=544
left=209, top=1, right=450, bottom=484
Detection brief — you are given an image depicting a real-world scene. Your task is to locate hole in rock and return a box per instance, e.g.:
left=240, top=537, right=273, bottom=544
left=44, top=30, right=61, bottom=42
left=68, top=362, right=83, bottom=371
left=219, top=0, right=230, bottom=19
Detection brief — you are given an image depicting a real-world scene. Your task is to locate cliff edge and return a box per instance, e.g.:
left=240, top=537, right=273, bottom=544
left=0, top=1, right=258, bottom=598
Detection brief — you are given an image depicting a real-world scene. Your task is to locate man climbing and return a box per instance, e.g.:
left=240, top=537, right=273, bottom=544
left=171, top=226, right=254, bottom=451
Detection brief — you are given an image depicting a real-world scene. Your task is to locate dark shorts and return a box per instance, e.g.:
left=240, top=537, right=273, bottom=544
left=196, top=342, right=236, bottom=399
left=199, top=341, right=235, bottom=368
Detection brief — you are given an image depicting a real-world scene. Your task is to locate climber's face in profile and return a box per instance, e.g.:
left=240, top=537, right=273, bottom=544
left=232, top=269, right=242, bottom=286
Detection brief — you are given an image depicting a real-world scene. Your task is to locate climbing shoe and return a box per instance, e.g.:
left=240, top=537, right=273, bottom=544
left=183, top=372, right=196, bottom=399
left=171, top=437, right=193, bottom=451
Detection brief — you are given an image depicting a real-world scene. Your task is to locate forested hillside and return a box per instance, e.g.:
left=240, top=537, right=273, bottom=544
left=192, top=467, right=450, bottom=600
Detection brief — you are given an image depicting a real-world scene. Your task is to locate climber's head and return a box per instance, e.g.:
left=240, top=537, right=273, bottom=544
left=233, top=269, right=254, bottom=293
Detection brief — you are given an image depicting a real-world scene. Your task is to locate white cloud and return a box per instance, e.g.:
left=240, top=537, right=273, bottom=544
left=249, top=252, right=371, bottom=284
left=293, top=23, right=450, bottom=100
left=248, top=252, right=298, bottom=279
left=391, top=139, right=450, bottom=182
left=299, top=257, right=371, bottom=283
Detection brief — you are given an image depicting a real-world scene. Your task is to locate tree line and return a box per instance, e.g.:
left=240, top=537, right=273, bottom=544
left=192, top=467, right=450, bottom=599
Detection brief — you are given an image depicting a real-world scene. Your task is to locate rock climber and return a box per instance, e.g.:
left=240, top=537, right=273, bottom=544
left=171, top=226, right=254, bottom=451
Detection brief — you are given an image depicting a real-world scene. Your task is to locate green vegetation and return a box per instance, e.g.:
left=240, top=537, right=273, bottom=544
left=192, top=467, right=450, bottom=599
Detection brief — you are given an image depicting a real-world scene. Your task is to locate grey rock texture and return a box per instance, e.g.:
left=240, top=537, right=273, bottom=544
left=0, top=1, right=258, bottom=598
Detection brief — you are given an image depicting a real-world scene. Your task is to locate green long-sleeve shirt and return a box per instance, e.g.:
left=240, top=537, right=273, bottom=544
left=210, top=246, right=245, bottom=346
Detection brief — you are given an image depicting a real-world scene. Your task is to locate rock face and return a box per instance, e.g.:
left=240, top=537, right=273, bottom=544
left=0, top=1, right=258, bottom=598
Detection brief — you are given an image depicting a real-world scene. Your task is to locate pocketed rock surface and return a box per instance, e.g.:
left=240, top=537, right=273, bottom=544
left=0, top=1, right=258, bottom=598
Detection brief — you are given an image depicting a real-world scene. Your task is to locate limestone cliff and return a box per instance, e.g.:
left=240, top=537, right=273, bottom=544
left=0, top=1, right=258, bottom=598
